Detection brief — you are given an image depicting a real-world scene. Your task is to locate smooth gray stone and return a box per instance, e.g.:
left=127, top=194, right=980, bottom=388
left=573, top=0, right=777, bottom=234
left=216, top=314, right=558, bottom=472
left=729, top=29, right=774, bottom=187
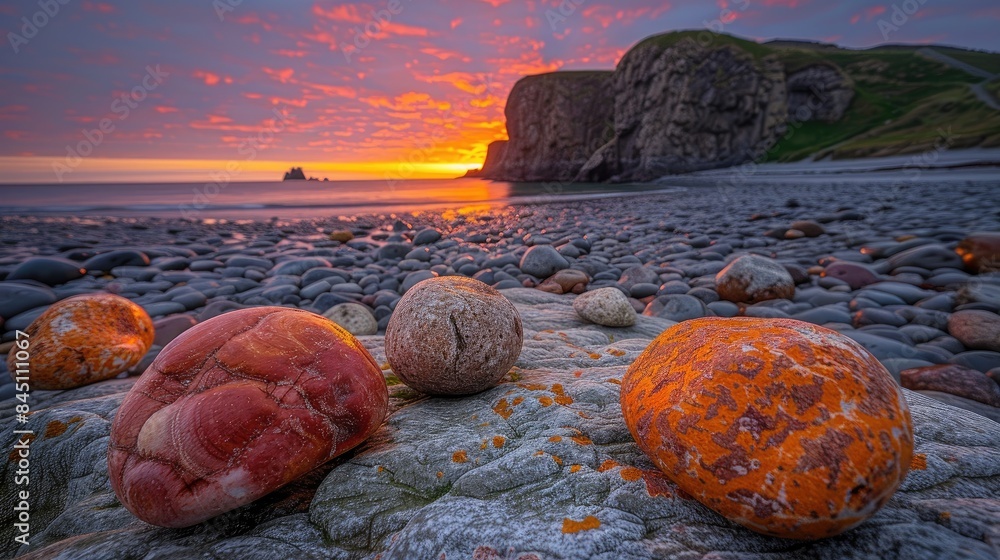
left=224, top=256, right=273, bottom=269
left=172, top=292, right=207, bottom=310
left=793, top=305, right=853, bottom=325
left=845, top=332, right=946, bottom=363
left=950, top=351, right=1000, bottom=373
left=268, top=257, right=331, bottom=277
left=629, top=283, right=660, bottom=298
left=142, top=301, right=187, bottom=317
left=0, top=282, right=57, bottom=320
left=300, top=280, right=332, bottom=301
left=519, top=245, right=569, bottom=278
left=401, top=271, right=437, bottom=293
left=6, top=257, right=85, bottom=285
left=642, top=294, right=707, bottom=322
left=82, top=249, right=150, bottom=272
left=917, top=391, right=1000, bottom=423
left=377, top=243, right=413, bottom=261
left=413, top=228, right=442, bottom=245
left=707, top=300, right=739, bottom=317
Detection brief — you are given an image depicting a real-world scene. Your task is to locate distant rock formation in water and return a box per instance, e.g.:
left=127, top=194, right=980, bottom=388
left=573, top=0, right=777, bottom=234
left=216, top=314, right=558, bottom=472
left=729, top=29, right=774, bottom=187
left=283, top=167, right=306, bottom=181
left=283, top=167, right=329, bottom=181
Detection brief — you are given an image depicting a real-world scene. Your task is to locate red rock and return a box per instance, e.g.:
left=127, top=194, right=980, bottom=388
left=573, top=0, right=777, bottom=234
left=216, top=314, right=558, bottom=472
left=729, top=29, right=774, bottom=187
left=716, top=255, right=795, bottom=304
left=108, top=307, right=388, bottom=528
left=955, top=232, right=1000, bottom=273
left=900, top=364, right=1000, bottom=407
left=6, top=294, right=154, bottom=390
left=537, top=269, right=589, bottom=295
left=621, top=317, right=913, bottom=540
left=822, top=262, right=878, bottom=290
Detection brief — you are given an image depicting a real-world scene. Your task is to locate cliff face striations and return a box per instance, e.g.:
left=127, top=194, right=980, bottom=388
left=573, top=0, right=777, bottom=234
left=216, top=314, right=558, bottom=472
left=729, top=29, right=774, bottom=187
left=480, top=71, right=614, bottom=182
left=578, top=38, right=788, bottom=182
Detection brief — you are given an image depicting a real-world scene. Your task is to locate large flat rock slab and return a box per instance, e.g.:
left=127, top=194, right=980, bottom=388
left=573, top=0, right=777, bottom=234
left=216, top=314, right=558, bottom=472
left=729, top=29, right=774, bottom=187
left=2, top=290, right=998, bottom=559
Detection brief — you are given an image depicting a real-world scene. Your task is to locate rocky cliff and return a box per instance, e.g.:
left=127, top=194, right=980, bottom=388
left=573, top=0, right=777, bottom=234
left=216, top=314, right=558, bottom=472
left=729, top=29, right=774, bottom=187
left=481, top=72, right=614, bottom=182
left=472, top=31, right=1000, bottom=181
left=577, top=38, right=788, bottom=182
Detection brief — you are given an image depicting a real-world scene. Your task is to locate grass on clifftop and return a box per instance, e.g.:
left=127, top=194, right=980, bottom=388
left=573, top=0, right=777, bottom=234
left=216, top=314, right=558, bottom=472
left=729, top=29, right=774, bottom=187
left=623, top=31, right=1000, bottom=162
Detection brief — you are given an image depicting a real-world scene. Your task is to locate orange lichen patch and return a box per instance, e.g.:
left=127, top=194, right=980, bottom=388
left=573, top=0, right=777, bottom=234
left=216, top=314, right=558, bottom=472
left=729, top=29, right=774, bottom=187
left=452, top=450, right=468, bottom=463
left=621, top=317, right=914, bottom=540
left=910, top=454, right=927, bottom=470
left=377, top=466, right=386, bottom=473
left=589, top=353, right=601, bottom=360
left=68, top=416, right=83, bottom=424
left=573, top=370, right=583, bottom=378
left=493, top=399, right=513, bottom=419
left=493, top=436, right=505, bottom=448
left=549, top=435, right=563, bottom=443
left=939, top=511, right=951, bottom=522
left=44, top=420, right=67, bottom=438
left=577, top=412, right=592, bottom=419
left=620, top=467, right=643, bottom=482
left=562, top=516, right=601, bottom=534
left=570, top=465, right=582, bottom=473
left=436, top=471, right=444, bottom=479
left=608, top=348, right=626, bottom=357
left=8, top=294, right=154, bottom=390
left=480, top=440, right=488, bottom=450
left=539, top=396, right=554, bottom=407
left=598, top=459, right=619, bottom=472
left=551, top=384, right=574, bottom=406
left=380, top=362, right=392, bottom=370
left=571, top=435, right=593, bottom=446
left=519, top=383, right=548, bottom=391
left=606, top=378, right=621, bottom=385
left=552, top=455, right=563, bottom=466
left=512, top=396, right=524, bottom=406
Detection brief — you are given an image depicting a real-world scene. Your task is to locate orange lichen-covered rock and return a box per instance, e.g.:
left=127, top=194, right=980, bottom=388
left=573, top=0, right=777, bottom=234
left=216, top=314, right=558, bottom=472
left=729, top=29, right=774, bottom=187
left=108, top=307, right=388, bottom=528
left=621, top=317, right=913, bottom=540
left=7, top=293, right=153, bottom=390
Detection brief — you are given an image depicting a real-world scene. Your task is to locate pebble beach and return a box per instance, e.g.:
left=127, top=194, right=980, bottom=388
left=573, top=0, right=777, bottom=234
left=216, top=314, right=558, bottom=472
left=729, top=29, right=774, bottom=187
left=2, top=175, right=1000, bottom=558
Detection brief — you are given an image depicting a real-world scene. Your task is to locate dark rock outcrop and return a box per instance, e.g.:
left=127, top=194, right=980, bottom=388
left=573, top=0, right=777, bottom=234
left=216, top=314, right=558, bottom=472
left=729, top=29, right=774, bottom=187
left=283, top=167, right=306, bottom=180
left=786, top=64, right=854, bottom=123
left=464, top=140, right=508, bottom=177
left=490, top=72, right=614, bottom=182
left=578, top=37, right=788, bottom=182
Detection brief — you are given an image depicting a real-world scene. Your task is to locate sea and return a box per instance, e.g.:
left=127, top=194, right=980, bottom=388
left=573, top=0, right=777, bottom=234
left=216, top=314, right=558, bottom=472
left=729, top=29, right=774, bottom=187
left=0, top=178, right=684, bottom=220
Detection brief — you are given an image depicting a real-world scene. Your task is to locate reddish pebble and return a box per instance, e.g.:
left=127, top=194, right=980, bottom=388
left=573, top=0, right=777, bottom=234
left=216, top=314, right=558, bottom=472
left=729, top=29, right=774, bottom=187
left=7, top=294, right=154, bottom=390
left=108, top=307, right=388, bottom=528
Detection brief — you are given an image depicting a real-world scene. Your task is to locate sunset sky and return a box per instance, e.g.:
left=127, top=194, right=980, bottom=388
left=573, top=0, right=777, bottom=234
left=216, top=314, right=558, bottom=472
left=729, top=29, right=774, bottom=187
left=2, top=0, right=999, bottom=183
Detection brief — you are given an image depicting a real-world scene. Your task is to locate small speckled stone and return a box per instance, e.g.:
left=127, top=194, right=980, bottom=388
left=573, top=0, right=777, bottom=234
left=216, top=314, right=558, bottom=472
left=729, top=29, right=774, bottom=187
left=573, top=287, right=636, bottom=327
left=323, top=303, right=378, bottom=336
left=386, top=276, right=522, bottom=395
left=716, top=255, right=795, bottom=304
left=621, top=317, right=913, bottom=540
left=7, top=294, right=154, bottom=390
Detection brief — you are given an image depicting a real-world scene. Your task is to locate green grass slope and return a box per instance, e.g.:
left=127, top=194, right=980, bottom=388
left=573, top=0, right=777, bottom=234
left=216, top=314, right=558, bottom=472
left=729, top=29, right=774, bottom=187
left=631, top=32, right=1000, bottom=162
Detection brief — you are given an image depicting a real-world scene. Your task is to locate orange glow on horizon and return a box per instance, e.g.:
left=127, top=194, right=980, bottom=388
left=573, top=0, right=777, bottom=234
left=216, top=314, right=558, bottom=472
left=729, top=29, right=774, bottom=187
left=0, top=156, right=483, bottom=184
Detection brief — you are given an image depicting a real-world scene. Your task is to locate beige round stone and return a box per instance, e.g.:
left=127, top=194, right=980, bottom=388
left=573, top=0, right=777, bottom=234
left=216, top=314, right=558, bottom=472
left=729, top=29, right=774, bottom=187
left=385, top=276, right=523, bottom=395
left=323, top=303, right=378, bottom=336
left=573, top=287, right=636, bottom=327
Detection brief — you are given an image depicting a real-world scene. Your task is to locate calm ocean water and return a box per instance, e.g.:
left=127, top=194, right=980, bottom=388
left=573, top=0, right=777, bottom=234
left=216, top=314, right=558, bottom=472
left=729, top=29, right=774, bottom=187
left=0, top=179, right=684, bottom=220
